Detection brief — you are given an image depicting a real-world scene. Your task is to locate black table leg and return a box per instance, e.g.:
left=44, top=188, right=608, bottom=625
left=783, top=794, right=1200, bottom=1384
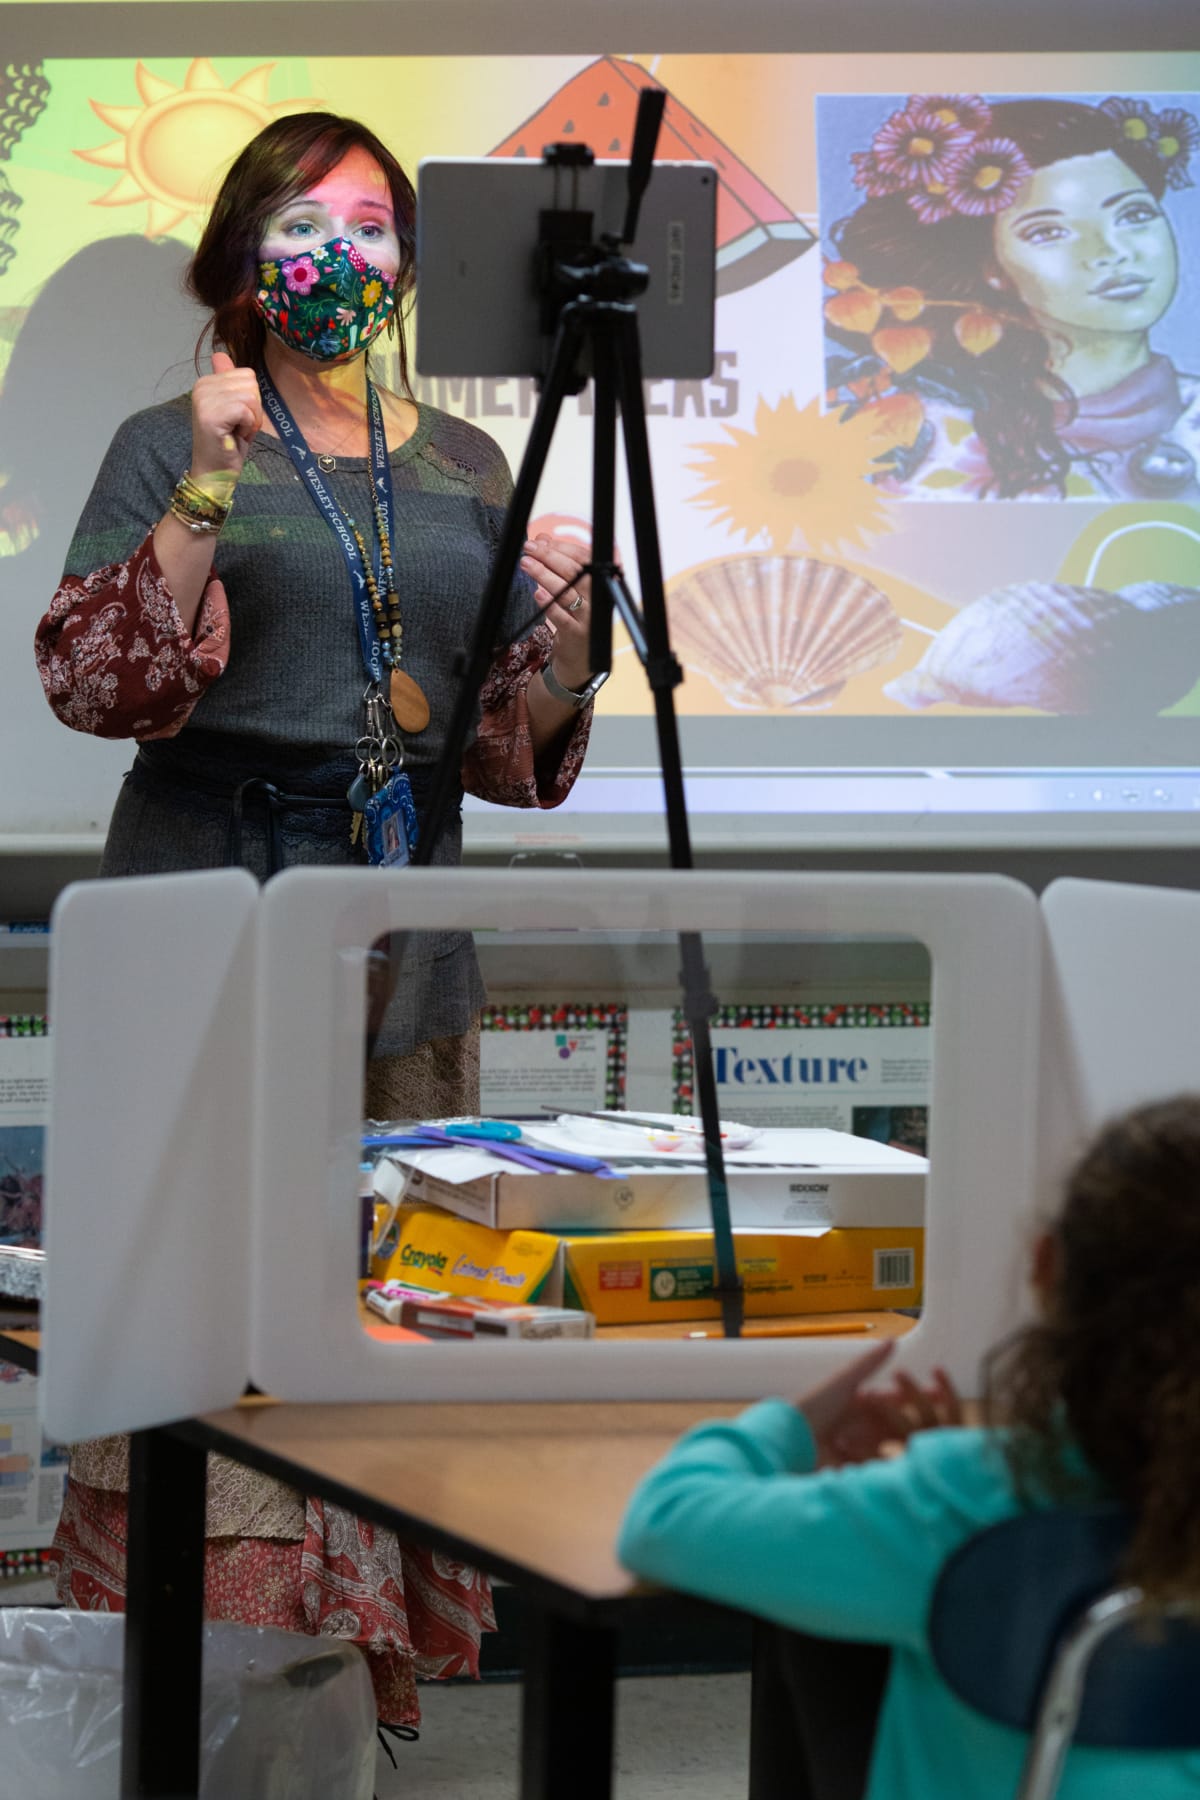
left=520, top=1606, right=619, bottom=1800
left=121, top=1426, right=207, bottom=1800
left=749, top=1621, right=890, bottom=1800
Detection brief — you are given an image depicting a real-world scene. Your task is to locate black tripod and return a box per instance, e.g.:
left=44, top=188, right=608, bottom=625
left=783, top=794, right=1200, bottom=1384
left=410, top=96, right=744, bottom=1338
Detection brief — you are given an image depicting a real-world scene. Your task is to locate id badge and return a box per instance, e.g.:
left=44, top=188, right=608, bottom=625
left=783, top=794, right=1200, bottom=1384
left=364, top=771, right=419, bottom=868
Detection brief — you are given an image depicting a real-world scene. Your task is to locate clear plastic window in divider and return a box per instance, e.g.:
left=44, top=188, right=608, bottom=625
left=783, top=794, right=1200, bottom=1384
left=246, top=866, right=1039, bottom=1405
left=358, top=921, right=933, bottom=1352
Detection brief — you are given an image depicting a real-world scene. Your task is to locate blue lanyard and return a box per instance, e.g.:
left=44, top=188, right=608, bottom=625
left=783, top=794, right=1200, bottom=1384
left=256, top=369, right=396, bottom=684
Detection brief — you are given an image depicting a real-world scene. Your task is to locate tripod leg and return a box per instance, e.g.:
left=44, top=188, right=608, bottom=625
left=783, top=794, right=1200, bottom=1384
left=414, top=303, right=588, bottom=870
left=364, top=305, right=587, bottom=1060
left=607, top=307, right=743, bottom=1338
left=587, top=324, right=619, bottom=681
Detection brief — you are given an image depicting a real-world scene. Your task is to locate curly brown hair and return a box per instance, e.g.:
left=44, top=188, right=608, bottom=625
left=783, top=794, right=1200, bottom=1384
left=187, top=112, right=417, bottom=390
left=833, top=98, right=1173, bottom=499
left=984, top=1095, right=1200, bottom=1603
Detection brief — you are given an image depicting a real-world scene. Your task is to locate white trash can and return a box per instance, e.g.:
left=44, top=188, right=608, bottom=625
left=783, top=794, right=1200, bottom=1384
left=0, top=1610, right=377, bottom=1800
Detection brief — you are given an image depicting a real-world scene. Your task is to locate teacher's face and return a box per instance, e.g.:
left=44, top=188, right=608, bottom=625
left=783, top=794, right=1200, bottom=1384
left=258, top=145, right=401, bottom=277
left=991, top=149, right=1177, bottom=338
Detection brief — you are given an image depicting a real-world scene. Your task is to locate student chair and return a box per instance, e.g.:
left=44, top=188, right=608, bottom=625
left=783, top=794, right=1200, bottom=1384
left=928, top=1508, right=1200, bottom=1800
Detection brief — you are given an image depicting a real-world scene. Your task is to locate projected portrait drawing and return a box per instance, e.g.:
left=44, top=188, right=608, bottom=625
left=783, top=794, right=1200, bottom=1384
left=823, top=94, right=1200, bottom=501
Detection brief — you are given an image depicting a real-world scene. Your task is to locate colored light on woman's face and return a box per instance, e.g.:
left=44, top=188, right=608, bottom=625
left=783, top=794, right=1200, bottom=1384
left=258, top=146, right=401, bottom=274
left=992, top=150, right=1177, bottom=338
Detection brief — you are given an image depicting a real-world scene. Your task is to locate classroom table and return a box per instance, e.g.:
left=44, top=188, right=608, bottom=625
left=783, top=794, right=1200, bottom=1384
left=2, top=1313, right=912, bottom=1800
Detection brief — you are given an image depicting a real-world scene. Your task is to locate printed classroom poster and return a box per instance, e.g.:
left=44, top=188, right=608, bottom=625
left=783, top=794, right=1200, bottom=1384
left=673, top=1003, right=930, bottom=1150
left=480, top=1003, right=627, bottom=1114
left=0, top=1365, right=67, bottom=1552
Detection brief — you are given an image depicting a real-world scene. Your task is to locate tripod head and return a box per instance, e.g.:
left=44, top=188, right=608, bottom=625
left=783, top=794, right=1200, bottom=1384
left=534, top=88, right=668, bottom=391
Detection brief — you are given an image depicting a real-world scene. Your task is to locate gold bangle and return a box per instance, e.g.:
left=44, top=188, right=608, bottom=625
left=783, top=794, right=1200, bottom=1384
left=168, top=499, right=223, bottom=534
left=171, top=471, right=233, bottom=526
left=183, top=468, right=238, bottom=507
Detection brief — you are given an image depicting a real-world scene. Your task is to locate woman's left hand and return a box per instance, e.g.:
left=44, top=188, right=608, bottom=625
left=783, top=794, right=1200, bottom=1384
left=520, top=536, right=592, bottom=690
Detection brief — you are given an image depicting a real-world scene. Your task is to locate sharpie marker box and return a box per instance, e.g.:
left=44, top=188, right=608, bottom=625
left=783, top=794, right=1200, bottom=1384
left=562, top=1225, right=924, bottom=1325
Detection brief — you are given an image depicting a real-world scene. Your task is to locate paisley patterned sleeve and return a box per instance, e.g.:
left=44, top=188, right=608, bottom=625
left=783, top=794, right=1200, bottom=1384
left=461, top=615, right=592, bottom=809
left=453, top=424, right=592, bottom=809
left=34, top=529, right=230, bottom=741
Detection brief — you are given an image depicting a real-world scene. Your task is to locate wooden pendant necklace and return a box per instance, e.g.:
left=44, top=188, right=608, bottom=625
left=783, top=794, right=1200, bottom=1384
left=347, top=481, right=430, bottom=733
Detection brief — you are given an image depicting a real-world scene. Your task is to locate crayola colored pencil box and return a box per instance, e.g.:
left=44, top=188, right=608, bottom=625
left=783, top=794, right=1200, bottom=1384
left=562, top=1226, right=923, bottom=1324
left=369, top=1205, right=565, bottom=1306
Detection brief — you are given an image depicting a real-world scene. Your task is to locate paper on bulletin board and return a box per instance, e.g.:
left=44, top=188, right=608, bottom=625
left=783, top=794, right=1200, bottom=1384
left=0, top=1364, right=68, bottom=1552
left=481, top=1027, right=613, bottom=1114
left=479, top=1004, right=627, bottom=1114
left=673, top=1005, right=931, bottom=1152
left=0, top=1033, right=49, bottom=1250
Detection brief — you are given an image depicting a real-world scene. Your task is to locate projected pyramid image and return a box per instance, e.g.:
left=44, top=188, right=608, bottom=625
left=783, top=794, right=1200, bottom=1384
left=489, top=55, right=815, bottom=294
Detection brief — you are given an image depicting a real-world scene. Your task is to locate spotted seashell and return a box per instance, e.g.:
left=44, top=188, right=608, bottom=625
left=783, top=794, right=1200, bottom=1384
left=666, top=555, right=903, bottom=710
left=884, top=581, right=1200, bottom=714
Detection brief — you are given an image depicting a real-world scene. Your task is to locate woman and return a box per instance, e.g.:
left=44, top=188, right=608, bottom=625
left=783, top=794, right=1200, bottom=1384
left=824, top=94, right=1200, bottom=501
left=35, top=111, right=600, bottom=1727
left=621, top=1094, right=1200, bottom=1799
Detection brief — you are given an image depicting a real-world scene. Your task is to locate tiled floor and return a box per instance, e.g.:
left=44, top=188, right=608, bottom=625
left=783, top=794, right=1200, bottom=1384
left=373, top=1671, right=751, bottom=1799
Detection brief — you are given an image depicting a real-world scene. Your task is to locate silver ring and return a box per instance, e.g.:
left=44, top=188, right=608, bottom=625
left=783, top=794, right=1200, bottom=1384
left=567, top=590, right=585, bottom=614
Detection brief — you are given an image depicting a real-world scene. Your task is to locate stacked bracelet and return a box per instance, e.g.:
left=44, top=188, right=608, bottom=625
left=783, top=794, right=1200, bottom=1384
left=169, top=470, right=235, bottom=535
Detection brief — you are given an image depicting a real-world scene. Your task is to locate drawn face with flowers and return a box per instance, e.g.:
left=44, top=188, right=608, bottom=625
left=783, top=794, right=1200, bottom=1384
left=991, top=149, right=1178, bottom=344
left=825, top=95, right=1199, bottom=499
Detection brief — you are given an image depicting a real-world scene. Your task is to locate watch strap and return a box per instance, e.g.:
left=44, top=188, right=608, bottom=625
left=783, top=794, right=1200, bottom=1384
left=541, top=660, right=609, bottom=710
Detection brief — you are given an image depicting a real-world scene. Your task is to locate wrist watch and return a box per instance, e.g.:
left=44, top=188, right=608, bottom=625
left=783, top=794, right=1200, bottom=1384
left=541, top=660, right=609, bottom=710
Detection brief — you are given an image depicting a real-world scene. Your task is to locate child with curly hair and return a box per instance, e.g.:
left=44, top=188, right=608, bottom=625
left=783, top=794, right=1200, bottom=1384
left=620, top=1095, right=1200, bottom=1799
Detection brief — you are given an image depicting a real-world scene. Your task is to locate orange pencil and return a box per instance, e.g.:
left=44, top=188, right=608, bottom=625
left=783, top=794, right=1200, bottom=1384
left=687, top=1320, right=876, bottom=1340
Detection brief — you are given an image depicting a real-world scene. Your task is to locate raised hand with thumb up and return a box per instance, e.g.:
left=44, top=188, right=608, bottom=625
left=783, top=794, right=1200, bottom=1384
left=191, top=348, right=263, bottom=480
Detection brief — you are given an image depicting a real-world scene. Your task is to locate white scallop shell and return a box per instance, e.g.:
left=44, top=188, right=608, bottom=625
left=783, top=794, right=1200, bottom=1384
left=884, top=581, right=1200, bottom=714
left=666, top=556, right=903, bottom=710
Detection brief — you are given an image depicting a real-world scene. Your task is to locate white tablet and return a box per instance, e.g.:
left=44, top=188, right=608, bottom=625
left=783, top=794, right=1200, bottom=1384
left=415, top=157, right=717, bottom=380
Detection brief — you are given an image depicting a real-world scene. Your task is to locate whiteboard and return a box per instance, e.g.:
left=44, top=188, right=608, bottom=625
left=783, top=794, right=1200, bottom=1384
left=2, top=9, right=1199, bottom=857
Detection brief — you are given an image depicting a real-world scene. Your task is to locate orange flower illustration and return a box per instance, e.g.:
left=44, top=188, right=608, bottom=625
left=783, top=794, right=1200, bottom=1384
left=954, top=309, right=1006, bottom=355
left=825, top=288, right=884, bottom=334
left=823, top=259, right=862, bottom=291
left=870, top=326, right=934, bottom=373
left=881, top=286, right=925, bottom=321
left=863, top=392, right=926, bottom=449
left=687, top=394, right=894, bottom=558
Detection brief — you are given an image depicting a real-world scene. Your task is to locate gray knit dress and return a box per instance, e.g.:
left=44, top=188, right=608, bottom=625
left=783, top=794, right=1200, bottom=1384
left=35, top=394, right=593, bottom=1598
left=42, top=393, right=591, bottom=1069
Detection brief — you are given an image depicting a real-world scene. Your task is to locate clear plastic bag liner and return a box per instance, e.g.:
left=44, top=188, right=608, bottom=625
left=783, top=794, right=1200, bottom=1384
left=0, top=1610, right=376, bottom=1799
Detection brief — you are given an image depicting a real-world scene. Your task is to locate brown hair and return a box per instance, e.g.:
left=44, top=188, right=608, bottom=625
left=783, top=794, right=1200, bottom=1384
left=187, top=112, right=417, bottom=389
left=984, top=1095, right=1200, bottom=1603
left=833, top=99, right=1173, bottom=498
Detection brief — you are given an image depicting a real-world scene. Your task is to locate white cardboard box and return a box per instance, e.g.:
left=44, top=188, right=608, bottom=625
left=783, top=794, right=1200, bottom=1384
left=379, top=1129, right=926, bottom=1233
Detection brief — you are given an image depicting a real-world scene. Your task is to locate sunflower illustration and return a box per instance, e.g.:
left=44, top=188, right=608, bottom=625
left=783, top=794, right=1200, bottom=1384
left=687, top=394, right=894, bottom=558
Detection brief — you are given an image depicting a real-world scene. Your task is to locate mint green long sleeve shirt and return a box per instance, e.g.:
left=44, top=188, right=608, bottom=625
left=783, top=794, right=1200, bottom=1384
left=617, top=1401, right=1200, bottom=1800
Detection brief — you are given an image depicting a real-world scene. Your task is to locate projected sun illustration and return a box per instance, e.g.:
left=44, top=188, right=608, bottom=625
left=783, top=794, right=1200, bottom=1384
left=76, top=60, right=315, bottom=236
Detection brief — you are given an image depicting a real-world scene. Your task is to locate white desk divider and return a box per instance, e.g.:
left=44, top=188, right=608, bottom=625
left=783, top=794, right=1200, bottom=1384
left=1038, top=878, right=1200, bottom=1215
left=41, top=871, right=258, bottom=1443
left=251, top=867, right=1042, bottom=1402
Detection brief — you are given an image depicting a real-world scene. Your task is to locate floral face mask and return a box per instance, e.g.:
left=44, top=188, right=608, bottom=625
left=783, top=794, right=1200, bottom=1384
left=254, top=237, right=396, bottom=359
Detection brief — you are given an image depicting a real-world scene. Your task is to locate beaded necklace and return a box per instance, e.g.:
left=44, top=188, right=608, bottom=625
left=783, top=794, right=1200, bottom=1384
left=347, top=477, right=431, bottom=734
